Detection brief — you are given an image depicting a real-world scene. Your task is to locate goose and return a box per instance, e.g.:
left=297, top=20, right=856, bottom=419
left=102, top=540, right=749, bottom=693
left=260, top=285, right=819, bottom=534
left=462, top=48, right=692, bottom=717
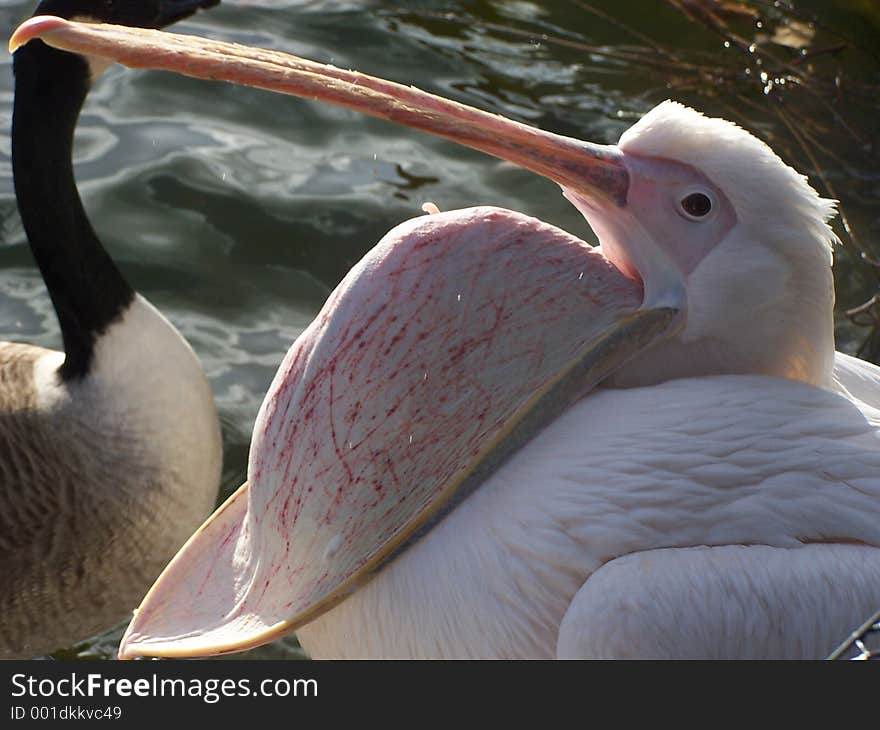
left=1, top=1, right=221, bottom=658
left=18, top=17, right=880, bottom=659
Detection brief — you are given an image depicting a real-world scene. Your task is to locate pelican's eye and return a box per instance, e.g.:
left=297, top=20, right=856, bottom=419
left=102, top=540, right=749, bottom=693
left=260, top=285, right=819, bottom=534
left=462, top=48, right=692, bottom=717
left=680, top=192, right=713, bottom=220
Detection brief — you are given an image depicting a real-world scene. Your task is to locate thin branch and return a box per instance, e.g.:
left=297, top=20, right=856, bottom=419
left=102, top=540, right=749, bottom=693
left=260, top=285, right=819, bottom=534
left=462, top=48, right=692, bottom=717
left=571, top=0, right=673, bottom=57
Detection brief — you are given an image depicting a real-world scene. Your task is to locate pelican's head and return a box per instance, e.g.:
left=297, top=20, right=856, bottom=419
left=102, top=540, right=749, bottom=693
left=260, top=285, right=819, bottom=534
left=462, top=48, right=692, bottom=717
left=584, top=101, right=838, bottom=388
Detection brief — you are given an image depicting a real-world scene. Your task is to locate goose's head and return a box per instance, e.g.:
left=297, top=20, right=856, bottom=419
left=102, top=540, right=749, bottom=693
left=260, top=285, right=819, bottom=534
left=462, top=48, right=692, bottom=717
left=20, top=1, right=220, bottom=80
left=32, top=0, right=220, bottom=28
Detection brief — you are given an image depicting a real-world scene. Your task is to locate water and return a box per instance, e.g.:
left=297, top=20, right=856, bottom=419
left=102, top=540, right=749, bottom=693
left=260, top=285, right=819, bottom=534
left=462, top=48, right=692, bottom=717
left=0, top=0, right=877, bottom=659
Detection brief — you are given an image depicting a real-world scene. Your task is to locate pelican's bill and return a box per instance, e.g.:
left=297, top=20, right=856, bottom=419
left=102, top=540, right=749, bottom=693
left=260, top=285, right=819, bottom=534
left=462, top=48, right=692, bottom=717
left=117, top=207, right=679, bottom=659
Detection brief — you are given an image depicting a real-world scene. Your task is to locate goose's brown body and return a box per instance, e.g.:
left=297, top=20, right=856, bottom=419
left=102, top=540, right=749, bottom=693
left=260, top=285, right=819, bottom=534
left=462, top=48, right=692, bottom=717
left=0, top=298, right=221, bottom=658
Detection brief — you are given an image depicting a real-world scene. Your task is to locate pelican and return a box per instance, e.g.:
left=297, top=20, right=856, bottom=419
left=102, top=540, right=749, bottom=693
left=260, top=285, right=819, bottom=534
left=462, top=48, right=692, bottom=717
left=16, top=18, right=880, bottom=660
left=0, top=2, right=221, bottom=658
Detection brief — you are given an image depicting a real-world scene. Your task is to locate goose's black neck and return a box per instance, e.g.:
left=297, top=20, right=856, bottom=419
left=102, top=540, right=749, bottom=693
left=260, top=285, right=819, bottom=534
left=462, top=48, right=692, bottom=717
left=12, top=41, right=135, bottom=382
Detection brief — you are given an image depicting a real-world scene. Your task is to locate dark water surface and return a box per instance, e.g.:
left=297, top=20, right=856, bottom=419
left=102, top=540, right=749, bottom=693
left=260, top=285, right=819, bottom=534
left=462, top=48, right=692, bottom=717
left=0, top=1, right=877, bottom=658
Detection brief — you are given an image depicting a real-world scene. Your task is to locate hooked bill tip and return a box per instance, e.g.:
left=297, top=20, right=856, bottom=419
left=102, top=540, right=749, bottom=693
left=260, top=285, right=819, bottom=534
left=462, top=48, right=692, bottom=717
left=9, top=15, right=69, bottom=54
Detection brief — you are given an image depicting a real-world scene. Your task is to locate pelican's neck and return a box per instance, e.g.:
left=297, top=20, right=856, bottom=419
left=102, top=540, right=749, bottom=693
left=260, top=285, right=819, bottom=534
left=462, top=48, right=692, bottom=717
left=607, top=227, right=836, bottom=390
left=12, top=40, right=134, bottom=381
